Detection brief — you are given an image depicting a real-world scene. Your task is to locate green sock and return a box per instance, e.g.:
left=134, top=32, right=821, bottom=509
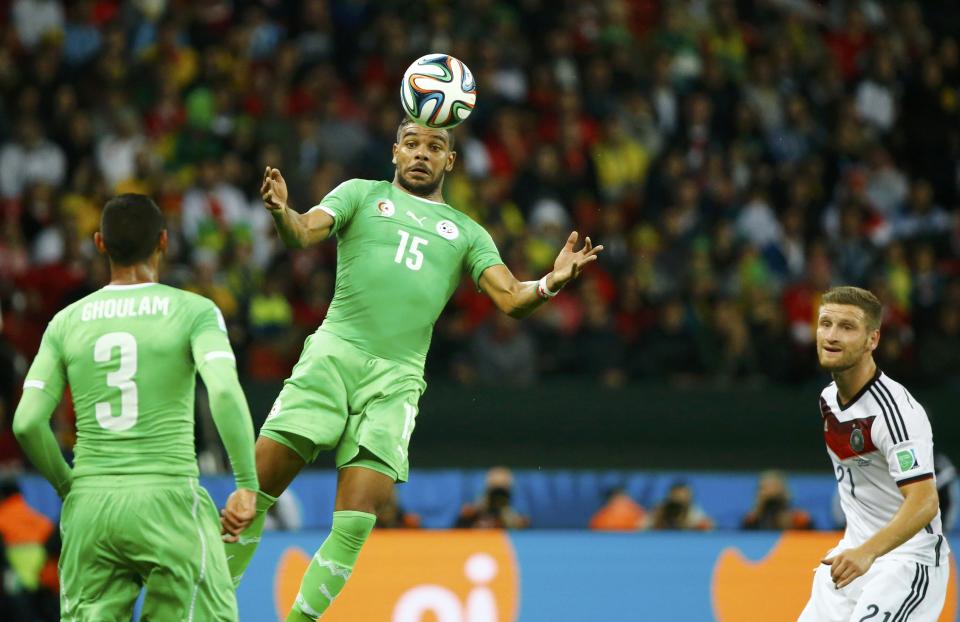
left=286, top=510, right=376, bottom=621
left=224, top=490, right=277, bottom=587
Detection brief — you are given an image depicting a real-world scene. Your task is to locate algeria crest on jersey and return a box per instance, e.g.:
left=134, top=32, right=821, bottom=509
left=376, top=199, right=396, bottom=217
left=436, top=219, right=459, bottom=240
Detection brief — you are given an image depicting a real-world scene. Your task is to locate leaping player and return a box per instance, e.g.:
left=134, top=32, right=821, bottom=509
left=222, top=118, right=603, bottom=620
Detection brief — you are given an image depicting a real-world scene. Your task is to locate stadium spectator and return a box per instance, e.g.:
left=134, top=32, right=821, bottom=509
left=464, top=306, right=538, bottom=387
left=455, top=467, right=530, bottom=529
left=95, top=108, right=148, bottom=191
left=0, top=117, right=66, bottom=200
left=741, top=470, right=814, bottom=531
left=631, top=298, right=702, bottom=383
left=645, top=482, right=714, bottom=531
left=12, top=0, right=64, bottom=52
left=699, top=297, right=757, bottom=383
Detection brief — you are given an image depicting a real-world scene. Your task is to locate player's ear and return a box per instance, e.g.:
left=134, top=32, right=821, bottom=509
left=867, top=328, right=880, bottom=351
left=93, top=231, right=107, bottom=255
left=157, top=229, right=169, bottom=254
left=392, top=143, right=398, bottom=165
left=445, top=150, right=456, bottom=171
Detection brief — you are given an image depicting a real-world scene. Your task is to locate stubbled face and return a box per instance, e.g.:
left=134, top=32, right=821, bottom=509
left=816, top=303, right=879, bottom=372
left=393, top=125, right=455, bottom=196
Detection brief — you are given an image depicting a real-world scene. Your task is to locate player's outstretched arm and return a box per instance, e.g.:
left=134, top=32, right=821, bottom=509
left=13, top=391, right=72, bottom=498
left=262, top=167, right=334, bottom=249
left=479, top=231, right=603, bottom=319
left=191, top=304, right=258, bottom=539
left=198, top=359, right=257, bottom=489
left=197, top=359, right=258, bottom=539
left=823, top=478, right=939, bottom=588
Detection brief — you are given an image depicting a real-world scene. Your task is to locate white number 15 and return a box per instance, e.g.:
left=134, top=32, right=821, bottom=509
left=394, top=229, right=428, bottom=271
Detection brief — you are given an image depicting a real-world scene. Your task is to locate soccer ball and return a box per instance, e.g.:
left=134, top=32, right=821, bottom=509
left=400, top=53, right=477, bottom=130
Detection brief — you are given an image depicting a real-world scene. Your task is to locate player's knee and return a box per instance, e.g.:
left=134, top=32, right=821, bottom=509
left=328, top=510, right=377, bottom=554
left=343, top=488, right=396, bottom=518
left=334, top=463, right=396, bottom=516
left=334, top=492, right=381, bottom=516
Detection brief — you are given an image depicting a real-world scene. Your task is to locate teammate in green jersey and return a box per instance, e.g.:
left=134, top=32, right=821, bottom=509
left=222, top=119, right=603, bottom=620
left=12, top=193, right=259, bottom=621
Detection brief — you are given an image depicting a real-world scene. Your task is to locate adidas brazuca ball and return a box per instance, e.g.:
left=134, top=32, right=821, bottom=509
left=400, top=53, right=477, bottom=130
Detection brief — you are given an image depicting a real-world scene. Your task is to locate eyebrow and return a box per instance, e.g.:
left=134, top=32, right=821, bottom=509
left=401, top=130, right=448, bottom=145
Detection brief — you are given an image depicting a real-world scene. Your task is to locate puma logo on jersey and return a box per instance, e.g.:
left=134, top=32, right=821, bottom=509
left=406, top=211, right=427, bottom=226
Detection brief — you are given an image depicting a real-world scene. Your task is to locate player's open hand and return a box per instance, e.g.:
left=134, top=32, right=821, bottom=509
left=822, top=546, right=876, bottom=589
left=221, top=488, right=257, bottom=543
left=551, top=231, right=604, bottom=289
left=261, top=167, right=288, bottom=212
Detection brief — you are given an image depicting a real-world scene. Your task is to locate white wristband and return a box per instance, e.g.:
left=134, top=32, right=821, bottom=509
left=537, top=275, right=559, bottom=299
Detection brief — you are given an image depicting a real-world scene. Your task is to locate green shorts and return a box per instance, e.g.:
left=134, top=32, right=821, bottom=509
left=260, top=329, right=426, bottom=483
left=59, top=475, right=236, bottom=621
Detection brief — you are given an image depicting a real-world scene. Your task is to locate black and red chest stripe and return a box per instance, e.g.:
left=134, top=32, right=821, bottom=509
left=820, top=396, right=877, bottom=459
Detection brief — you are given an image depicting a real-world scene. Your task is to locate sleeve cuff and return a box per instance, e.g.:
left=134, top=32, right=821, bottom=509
left=472, top=260, right=506, bottom=289
left=896, top=472, right=934, bottom=487
left=23, top=380, right=61, bottom=403
left=235, top=474, right=259, bottom=491
left=307, top=204, right=338, bottom=235
left=202, top=351, right=236, bottom=364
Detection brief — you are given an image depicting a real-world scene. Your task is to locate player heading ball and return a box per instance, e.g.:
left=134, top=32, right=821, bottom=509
left=222, top=115, right=603, bottom=621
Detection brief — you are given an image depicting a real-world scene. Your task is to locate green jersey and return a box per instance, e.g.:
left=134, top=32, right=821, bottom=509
left=23, top=283, right=246, bottom=482
left=314, top=179, right=504, bottom=368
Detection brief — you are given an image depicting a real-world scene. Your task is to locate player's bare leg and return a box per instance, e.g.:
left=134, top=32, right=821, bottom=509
left=286, top=465, right=393, bottom=621
left=255, top=435, right=309, bottom=497
left=223, top=436, right=306, bottom=585
left=334, top=465, right=395, bottom=514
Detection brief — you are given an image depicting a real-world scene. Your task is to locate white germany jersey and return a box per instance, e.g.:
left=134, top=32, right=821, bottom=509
left=819, top=370, right=950, bottom=567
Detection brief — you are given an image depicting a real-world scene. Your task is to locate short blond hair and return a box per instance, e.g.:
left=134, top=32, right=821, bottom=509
left=821, top=286, right=883, bottom=330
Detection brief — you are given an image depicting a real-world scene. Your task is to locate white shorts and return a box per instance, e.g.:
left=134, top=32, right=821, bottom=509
left=798, top=557, right=948, bottom=622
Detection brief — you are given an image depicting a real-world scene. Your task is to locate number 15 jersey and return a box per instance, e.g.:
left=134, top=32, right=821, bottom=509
left=820, top=369, right=950, bottom=566
left=312, top=179, right=504, bottom=370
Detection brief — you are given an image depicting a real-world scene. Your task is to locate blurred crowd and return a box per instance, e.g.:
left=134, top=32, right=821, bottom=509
left=2, top=0, right=960, bottom=455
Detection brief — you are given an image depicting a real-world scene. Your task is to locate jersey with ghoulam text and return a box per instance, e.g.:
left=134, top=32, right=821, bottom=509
left=23, top=283, right=233, bottom=479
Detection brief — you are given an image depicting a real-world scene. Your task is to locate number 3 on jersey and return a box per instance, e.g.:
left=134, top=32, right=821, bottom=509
left=395, top=229, right=428, bottom=271
left=94, top=332, right=138, bottom=431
